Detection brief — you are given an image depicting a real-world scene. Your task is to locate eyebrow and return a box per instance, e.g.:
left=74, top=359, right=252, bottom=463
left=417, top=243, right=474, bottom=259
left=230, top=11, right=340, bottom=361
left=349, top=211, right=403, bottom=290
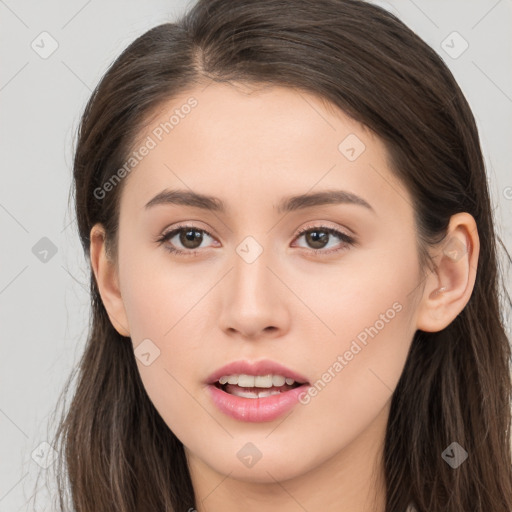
left=144, top=188, right=375, bottom=215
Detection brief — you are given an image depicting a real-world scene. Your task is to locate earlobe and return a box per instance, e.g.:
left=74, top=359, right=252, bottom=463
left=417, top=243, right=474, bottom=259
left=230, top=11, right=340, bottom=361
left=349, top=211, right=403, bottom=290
left=89, top=223, right=131, bottom=337
left=416, top=212, right=480, bottom=333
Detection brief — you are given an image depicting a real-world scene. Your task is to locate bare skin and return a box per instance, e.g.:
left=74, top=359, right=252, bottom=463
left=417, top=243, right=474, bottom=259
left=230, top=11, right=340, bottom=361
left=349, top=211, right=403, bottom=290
left=90, top=81, right=479, bottom=511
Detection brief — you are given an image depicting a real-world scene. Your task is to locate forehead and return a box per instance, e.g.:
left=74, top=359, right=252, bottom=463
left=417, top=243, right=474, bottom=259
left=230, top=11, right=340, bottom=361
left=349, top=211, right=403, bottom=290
left=119, top=81, right=411, bottom=220
left=135, top=81, right=365, bottom=152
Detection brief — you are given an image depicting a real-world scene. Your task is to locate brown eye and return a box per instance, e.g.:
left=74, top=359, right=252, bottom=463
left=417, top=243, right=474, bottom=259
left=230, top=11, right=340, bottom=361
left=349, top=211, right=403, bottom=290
left=293, top=225, right=355, bottom=254
left=177, top=228, right=204, bottom=249
left=303, top=229, right=329, bottom=249
left=156, top=225, right=217, bottom=256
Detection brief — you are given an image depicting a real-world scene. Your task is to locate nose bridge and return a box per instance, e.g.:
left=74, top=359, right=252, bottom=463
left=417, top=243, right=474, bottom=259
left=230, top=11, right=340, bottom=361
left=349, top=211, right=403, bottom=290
left=231, top=235, right=276, bottom=302
left=217, top=234, right=290, bottom=337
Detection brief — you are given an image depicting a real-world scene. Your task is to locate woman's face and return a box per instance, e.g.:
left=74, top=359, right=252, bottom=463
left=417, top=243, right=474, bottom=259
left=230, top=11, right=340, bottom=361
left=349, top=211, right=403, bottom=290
left=102, top=82, right=425, bottom=483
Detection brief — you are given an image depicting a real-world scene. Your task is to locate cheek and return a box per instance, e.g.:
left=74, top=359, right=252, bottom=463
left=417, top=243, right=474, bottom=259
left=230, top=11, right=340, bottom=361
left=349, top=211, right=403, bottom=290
left=120, top=273, right=211, bottom=445
left=291, top=244, right=419, bottom=436
left=118, top=248, right=214, bottom=422
left=119, top=242, right=208, bottom=342
left=291, top=307, right=413, bottom=466
left=289, top=238, right=419, bottom=346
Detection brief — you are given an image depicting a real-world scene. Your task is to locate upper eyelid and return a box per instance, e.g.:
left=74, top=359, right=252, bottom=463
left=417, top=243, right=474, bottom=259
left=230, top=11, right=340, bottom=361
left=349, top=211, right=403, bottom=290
left=161, top=223, right=214, bottom=237
left=162, top=223, right=350, bottom=237
left=295, top=222, right=353, bottom=237
left=162, top=220, right=353, bottom=236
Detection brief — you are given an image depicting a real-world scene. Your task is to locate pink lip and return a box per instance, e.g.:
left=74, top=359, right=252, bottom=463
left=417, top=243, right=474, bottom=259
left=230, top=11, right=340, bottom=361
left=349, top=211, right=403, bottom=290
left=205, top=359, right=310, bottom=423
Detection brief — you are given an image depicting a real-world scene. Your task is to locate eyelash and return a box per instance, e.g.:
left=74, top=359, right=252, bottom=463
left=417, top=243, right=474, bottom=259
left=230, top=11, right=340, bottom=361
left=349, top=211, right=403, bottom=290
left=154, top=223, right=356, bottom=257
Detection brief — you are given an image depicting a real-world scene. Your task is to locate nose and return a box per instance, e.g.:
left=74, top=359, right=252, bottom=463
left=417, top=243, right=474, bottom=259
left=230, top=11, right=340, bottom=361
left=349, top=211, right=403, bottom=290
left=217, top=247, right=291, bottom=340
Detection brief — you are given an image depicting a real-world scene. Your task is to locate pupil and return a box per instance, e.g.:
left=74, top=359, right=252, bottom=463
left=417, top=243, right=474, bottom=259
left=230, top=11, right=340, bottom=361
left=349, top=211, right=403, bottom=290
left=307, top=230, right=328, bottom=249
left=180, top=229, right=202, bottom=249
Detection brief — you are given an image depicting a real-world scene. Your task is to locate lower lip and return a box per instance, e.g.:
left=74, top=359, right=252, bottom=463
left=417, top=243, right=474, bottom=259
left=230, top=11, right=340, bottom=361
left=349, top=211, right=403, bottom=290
left=207, top=383, right=310, bottom=422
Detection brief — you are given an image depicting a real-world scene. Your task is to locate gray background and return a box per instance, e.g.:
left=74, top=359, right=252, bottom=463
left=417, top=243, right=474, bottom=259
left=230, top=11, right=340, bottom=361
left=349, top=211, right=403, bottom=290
left=1, top=0, right=511, bottom=510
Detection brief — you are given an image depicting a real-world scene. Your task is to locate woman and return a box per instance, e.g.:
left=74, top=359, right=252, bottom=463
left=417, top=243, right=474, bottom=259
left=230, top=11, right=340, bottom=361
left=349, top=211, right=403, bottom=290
left=38, top=0, right=512, bottom=510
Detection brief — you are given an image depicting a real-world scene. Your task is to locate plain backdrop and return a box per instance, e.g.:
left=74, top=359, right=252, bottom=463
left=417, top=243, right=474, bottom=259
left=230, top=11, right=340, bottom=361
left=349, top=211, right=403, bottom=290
left=1, top=0, right=511, bottom=510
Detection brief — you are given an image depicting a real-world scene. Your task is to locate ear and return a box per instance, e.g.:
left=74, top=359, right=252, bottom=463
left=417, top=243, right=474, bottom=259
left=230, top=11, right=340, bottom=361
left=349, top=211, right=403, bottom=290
left=415, top=212, right=480, bottom=333
left=90, top=223, right=130, bottom=337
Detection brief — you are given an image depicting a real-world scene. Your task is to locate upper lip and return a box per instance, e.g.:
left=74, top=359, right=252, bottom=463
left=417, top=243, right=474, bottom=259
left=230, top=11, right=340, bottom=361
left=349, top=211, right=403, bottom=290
left=205, top=359, right=309, bottom=385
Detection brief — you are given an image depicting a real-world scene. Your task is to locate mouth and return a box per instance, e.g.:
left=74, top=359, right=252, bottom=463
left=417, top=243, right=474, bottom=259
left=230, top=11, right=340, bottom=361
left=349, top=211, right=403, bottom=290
left=212, top=374, right=305, bottom=398
left=205, top=360, right=311, bottom=422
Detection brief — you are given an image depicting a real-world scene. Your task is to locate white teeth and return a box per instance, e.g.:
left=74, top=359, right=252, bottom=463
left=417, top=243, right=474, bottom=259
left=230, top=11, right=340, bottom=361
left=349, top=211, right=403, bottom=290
left=232, top=389, right=259, bottom=399
left=238, top=374, right=255, bottom=387
left=254, top=375, right=273, bottom=388
left=272, top=375, right=286, bottom=386
left=256, top=390, right=282, bottom=398
left=217, top=373, right=297, bottom=388
left=229, top=388, right=283, bottom=399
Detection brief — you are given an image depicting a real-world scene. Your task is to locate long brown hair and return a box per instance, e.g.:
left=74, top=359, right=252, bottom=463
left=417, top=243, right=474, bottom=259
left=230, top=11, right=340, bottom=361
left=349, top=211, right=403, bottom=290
left=33, top=0, right=512, bottom=510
